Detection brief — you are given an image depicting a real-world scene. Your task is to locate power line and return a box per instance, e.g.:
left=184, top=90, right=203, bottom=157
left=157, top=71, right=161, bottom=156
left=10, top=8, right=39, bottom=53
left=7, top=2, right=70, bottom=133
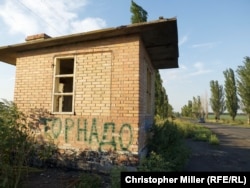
left=41, top=0, right=69, bottom=25
left=15, top=0, right=64, bottom=35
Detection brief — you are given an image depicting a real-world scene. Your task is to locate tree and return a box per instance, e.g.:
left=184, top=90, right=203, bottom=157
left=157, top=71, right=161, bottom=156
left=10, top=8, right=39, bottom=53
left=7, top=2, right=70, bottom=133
left=223, top=68, right=238, bottom=121
left=209, top=80, right=226, bottom=120
left=236, top=56, right=250, bottom=124
left=154, top=70, right=169, bottom=119
left=167, top=103, right=173, bottom=116
left=192, top=96, right=203, bottom=118
left=130, top=0, right=148, bottom=23
left=181, top=100, right=192, bottom=117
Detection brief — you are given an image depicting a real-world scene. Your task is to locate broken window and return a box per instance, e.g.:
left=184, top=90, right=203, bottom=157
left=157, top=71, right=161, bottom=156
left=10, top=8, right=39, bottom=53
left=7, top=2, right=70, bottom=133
left=52, top=57, right=75, bottom=113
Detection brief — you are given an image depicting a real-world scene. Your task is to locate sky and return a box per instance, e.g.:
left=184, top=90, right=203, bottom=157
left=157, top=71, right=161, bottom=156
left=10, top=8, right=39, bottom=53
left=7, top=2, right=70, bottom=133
left=0, top=0, right=249, bottom=113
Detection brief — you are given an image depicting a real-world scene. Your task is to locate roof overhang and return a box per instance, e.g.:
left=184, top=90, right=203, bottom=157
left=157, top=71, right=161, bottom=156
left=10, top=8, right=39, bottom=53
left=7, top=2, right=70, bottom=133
left=0, top=17, right=179, bottom=69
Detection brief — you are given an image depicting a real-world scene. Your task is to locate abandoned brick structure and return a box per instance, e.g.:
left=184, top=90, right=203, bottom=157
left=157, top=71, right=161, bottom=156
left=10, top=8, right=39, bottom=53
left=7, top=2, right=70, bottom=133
left=0, top=18, right=179, bottom=168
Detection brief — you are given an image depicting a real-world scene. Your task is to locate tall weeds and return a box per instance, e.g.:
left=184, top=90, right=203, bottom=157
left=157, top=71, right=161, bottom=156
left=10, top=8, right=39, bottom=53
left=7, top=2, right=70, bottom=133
left=138, top=120, right=190, bottom=172
left=0, top=100, right=34, bottom=188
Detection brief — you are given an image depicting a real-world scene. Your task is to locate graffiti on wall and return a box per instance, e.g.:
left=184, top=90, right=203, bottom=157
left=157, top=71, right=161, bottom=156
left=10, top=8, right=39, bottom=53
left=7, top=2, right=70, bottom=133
left=40, top=117, right=133, bottom=151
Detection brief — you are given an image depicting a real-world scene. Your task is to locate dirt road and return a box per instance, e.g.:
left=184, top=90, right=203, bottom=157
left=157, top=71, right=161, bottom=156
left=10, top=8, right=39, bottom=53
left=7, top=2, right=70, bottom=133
left=183, top=123, right=250, bottom=171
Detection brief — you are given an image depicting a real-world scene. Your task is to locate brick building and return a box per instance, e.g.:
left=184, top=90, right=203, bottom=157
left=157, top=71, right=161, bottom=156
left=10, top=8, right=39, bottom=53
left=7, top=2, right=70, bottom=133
left=0, top=18, right=178, bottom=164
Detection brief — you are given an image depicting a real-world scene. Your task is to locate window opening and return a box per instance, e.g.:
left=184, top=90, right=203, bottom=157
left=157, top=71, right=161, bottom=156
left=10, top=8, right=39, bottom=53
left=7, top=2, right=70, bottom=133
left=52, top=58, right=75, bottom=113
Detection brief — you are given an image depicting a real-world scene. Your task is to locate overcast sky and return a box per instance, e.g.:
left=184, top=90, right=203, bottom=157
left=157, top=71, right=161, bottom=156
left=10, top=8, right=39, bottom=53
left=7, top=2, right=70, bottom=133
left=0, top=0, right=249, bottom=112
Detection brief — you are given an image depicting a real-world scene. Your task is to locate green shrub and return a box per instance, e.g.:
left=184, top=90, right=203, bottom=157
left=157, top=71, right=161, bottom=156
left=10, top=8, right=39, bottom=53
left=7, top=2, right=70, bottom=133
left=209, top=134, right=220, bottom=145
left=138, top=151, right=175, bottom=172
left=0, top=100, right=35, bottom=188
left=0, top=100, right=57, bottom=188
left=194, top=133, right=208, bottom=141
left=176, top=119, right=219, bottom=144
left=139, top=120, right=190, bottom=172
left=193, top=128, right=211, bottom=141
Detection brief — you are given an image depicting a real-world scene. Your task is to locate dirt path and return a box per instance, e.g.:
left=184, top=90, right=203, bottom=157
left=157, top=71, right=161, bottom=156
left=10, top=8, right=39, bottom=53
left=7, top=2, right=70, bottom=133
left=183, top=123, right=250, bottom=171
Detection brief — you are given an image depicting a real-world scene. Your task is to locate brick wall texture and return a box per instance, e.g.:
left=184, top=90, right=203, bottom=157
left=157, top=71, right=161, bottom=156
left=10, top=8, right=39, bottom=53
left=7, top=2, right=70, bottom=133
left=14, top=34, right=155, bottom=157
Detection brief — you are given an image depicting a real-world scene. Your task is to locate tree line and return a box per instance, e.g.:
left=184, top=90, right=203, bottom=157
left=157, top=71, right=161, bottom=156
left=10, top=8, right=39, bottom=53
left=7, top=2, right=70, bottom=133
left=181, top=56, right=250, bottom=124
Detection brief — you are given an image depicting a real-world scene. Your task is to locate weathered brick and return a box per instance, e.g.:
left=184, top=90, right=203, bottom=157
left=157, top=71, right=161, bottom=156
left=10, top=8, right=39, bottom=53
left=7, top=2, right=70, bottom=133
left=12, top=34, right=155, bottom=158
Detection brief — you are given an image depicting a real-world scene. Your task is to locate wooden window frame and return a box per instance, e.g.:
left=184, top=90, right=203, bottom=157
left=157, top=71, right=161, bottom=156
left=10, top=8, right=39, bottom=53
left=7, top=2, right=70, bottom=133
left=51, top=56, right=76, bottom=114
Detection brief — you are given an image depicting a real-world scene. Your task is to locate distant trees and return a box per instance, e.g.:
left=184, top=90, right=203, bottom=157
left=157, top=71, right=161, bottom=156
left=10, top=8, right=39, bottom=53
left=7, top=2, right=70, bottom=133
left=180, top=56, right=250, bottom=124
left=223, top=68, right=238, bottom=121
left=192, top=96, right=203, bottom=118
left=209, top=80, right=226, bottom=120
left=236, top=56, right=250, bottom=124
left=181, top=96, right=205, bottom=118
left=181, top=100, right=192, bottom=117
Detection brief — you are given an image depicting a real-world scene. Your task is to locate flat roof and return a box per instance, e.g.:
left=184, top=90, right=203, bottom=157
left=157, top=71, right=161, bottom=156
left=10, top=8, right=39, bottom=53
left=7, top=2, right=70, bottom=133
left=0, top=17, right=179, bottom=69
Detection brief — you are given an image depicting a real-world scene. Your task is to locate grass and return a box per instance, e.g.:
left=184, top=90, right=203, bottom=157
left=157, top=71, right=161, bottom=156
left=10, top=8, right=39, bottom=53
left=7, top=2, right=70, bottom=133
left=174, top=118, right=220, bottom=145
left=207, top=113, right=249, bottom=126
left=209, top=134, right=220, bottom=145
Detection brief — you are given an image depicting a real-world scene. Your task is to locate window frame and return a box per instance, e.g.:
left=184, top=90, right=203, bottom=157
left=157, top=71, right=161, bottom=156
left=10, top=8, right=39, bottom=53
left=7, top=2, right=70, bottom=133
left=51, top=56, right=76, bottom=114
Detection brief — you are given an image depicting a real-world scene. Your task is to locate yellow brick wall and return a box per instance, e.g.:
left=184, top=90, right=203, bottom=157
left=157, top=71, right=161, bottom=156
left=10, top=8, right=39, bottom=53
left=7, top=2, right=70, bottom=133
left=14, top=34, right=154, bottom=155
left=74, top=51, right=112, bottom=116
left=138, top=39, right=155, bottom=153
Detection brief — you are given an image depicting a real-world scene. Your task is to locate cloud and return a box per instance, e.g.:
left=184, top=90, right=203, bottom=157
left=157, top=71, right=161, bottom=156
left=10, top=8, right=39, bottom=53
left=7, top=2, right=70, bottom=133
left=160, top=61, right=213, bottom=85
left=159, top=63, right=188, bottom=82
left=178, top=35, right=188, bottom=46
left=188, top=62, right=212, bottom=76
left=191, top=42, right=220, bottom=49
left=71, top=17, right=106, bottom=33
left=0, top=1, right=38, bottom=35
left=0, top=0, right=107, bottom=37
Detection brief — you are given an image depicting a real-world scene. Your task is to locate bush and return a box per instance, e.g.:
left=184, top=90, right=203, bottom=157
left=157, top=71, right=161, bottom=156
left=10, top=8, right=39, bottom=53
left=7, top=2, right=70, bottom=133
left=0, top=100, right=57, bottom=187
left=138, top=120, right=190, bottom=172
left=209, top=134, right=220, bottom=145
left=0, top=100, right=35, bottom=188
